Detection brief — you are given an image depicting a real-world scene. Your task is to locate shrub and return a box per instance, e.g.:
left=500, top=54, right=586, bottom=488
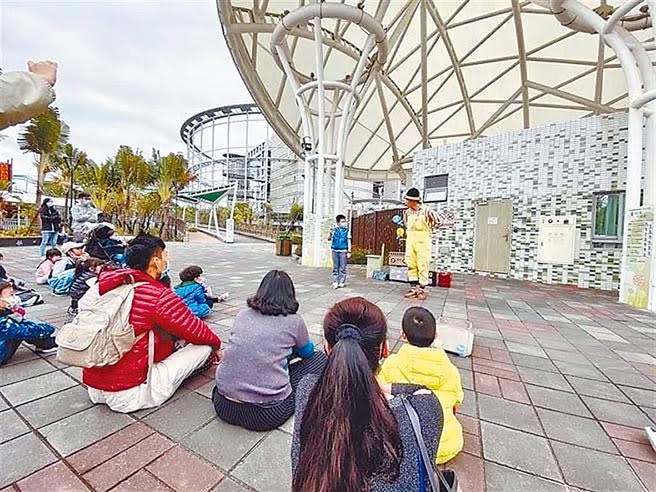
left=348, top=247, right=370, bottom=265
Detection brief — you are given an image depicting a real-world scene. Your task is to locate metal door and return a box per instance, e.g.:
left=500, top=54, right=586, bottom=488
left=474, top=200, right=512, bottom=273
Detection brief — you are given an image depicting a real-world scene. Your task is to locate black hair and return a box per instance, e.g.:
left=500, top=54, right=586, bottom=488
left=45, top=248, right=61, bottom=261
left=247, top=270, right=299, bottom=316
left=75, top=257, right=106, bottom=277
left=94, top=225, right=114, bottom=241
left=125, top=233, right=166, bottom=272
left=294, top=297, right=401, bottom=492
left=39, top=198, right=52, bottom=213
left=336, top=214, right=346, bottom=222
left=401, top=306, right=436, bottom=347
left=77, top=192, right=91, bottom=199
left=179, top=265, right=203, bottom=282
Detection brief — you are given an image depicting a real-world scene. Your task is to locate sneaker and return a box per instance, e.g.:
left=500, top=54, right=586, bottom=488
left=33, top=345, right=58, bottom=355
left=338, top=283, right=345, bottom=288
left=332, top=282, right=339, bottom=289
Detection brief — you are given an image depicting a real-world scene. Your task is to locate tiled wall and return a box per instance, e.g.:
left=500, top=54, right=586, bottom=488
left=412, top=112, right=640, bottom=291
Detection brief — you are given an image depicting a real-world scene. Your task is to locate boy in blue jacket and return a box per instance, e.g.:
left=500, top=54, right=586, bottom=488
left=326, top=214, right=351, bottom=289
left=0, top=280, right=57, bottom=364
left=174, top=266, right=228, bottom=319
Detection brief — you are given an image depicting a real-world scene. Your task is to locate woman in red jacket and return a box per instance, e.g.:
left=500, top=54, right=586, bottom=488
left=83, top=234, right=221, bottom=413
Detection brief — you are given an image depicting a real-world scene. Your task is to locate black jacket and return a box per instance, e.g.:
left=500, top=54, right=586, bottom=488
left=40, top=207, right=61, bottom=232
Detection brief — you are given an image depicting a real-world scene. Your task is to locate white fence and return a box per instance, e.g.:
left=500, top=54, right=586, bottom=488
left=0, top=218, right=30, bottom=231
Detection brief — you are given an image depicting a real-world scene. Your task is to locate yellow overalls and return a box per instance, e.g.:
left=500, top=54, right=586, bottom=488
left=404, top=206, right=434, bottom=287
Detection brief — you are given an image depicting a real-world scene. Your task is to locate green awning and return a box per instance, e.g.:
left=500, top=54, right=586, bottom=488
left=179, top=187, right=230, bottom=204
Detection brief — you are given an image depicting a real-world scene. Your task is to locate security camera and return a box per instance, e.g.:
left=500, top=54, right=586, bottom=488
left=301, top=137, right=313, bottom=152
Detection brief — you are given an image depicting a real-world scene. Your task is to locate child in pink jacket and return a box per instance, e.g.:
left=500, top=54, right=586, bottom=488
left=35, top=248, right=61, bottom=284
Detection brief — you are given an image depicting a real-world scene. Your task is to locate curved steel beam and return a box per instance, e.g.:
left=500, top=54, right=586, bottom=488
left=424, top=1, right=476, bottom=133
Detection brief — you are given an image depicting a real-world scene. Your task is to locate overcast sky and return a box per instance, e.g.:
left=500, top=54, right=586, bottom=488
left=0, top=0, right=252, bottom=176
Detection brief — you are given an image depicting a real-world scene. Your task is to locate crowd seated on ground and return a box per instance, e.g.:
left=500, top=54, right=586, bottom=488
left=4, top=229, right=466, bottom=489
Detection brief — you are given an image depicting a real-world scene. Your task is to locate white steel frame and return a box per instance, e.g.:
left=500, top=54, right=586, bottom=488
left=269, top=1, right=389, bottom=264
left=218, top=1, right=650, bottom=180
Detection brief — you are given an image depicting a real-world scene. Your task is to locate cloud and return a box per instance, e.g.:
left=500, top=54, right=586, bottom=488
left=0, top=0, right=252, bottom=175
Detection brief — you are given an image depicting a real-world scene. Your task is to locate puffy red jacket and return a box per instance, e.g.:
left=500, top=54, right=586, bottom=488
left=82, top=268, right=221, bottom=392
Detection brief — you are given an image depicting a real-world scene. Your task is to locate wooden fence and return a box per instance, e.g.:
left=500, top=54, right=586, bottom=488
left=351, top=208, right=405, bottom=257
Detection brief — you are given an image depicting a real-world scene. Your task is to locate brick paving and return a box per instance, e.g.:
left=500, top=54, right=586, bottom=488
left=0, top=237, right=655, bottom=491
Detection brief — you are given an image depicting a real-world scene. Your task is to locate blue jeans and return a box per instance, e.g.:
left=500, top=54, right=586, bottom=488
left=39, top=231, right=58, bottom=257
left=332, top=250, right=347, bottom=284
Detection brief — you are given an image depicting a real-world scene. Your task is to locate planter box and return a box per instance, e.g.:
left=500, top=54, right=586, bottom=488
left=0, top=237, right=41, bottom=247
left=276, top=239, right=292, bottom=256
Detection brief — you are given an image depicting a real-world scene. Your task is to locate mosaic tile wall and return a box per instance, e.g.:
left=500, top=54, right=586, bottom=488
left=413, top=112, right=644, bottom=291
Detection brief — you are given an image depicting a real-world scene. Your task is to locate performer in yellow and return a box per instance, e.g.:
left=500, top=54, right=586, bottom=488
left=403, top=187, right=440, bottom=300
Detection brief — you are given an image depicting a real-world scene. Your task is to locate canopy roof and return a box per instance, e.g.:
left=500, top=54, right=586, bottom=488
left=179, top=187, right=231, bottom=204
left=217, top=0, right=652, bottom=180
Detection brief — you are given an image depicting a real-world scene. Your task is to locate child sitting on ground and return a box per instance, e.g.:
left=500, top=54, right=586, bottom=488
left=36, top=248, right=62, bottom=285
left=0, top=279, right=57, bottom=364
left=174, top=265, right=228, bottom=319
left=378, top=306, right=464, bottom=464
left=67, top=257, right=107, bottom=320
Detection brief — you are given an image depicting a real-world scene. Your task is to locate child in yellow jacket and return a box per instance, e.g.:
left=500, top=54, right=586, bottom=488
left=379, top=306, right=464, bottom=464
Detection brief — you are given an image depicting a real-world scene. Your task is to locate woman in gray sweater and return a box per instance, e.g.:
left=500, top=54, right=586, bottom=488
left=291, top=297, right=444, bottom=492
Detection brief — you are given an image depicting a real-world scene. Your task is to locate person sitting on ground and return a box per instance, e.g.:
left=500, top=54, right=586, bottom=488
left=66, top=257, right=107, bottom=320
left=0, top=279, right=57, bottom=364
left=0, top=60, right=57, bottom=130
left=85, top=224, right=126, bottom=265
left=83, top=233, right=222, bottom=413
left=379, top=306, right=464, bottom=464
left=174, top=265, right=228, bottom=319
left=213, top=270, right=326, bottom=431
left=70, top=192, right=99, bottom=242
left=35, top=248, right=62, bottom=285
left=292, top=297, right=444, bottom=492
left=52, top=242, right=86, bottom=277
left=49, top=242, right=87, bottom=295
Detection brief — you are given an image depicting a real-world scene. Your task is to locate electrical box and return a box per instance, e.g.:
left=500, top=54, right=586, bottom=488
left=537, top=215, right=577, bottom=264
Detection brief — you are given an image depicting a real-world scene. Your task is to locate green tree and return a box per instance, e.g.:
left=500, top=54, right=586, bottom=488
left=233, top=202, right=255, bottom=225
left=17, top=107, right=69, bottom=215
left=288, top=202, right=303, bottom=230
left=113, top=146, right=153, bottom=229
left=154, top=152, right=195, bottom=238
left=76, top=159, right=119, bottom=217
left=51, top=143, right=89, bottom=224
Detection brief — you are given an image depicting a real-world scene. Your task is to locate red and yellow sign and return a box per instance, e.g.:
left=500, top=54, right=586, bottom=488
left=0, top=161, right=12, bottom=182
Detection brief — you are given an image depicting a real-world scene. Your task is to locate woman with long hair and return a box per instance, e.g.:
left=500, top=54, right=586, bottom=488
left=38, top=197, right=61, bottom=258
left=213, top=269, right=326, bottom=431
left=292, top=297, right=443, bottom=492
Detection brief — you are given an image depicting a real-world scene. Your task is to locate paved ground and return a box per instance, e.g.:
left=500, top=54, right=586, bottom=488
left=1, top=238, right=655, bottom=492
